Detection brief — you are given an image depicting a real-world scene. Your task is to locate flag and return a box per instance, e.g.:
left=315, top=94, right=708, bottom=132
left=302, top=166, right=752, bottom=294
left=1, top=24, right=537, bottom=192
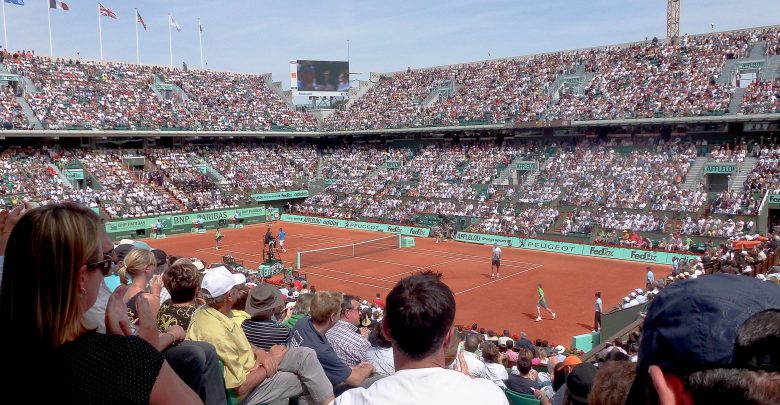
left=199, top=21, right=203, bottom=33
left=99, top=3, right=116, bottom=19
left=48, top=0, right=68, bottom=10
left=4, top=0, right=24, bottom=6
left=136, top=10, right=147, bottom=30
left=169, top=15, right=181, bottom=32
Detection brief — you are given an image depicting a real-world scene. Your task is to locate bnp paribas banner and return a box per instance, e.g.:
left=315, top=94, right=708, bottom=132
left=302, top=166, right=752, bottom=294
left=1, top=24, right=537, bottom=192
left=454, top=232, right=699, bottom=265
left=251, top=190, right=309, bottom=202
left=106, top=206, right=267, bottom=233
left=281, top=214, right=430, bottom=237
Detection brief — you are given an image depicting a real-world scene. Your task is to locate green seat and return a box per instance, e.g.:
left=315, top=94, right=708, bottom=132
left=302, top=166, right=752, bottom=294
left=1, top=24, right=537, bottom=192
left=505, top=388, right=541, bottom=405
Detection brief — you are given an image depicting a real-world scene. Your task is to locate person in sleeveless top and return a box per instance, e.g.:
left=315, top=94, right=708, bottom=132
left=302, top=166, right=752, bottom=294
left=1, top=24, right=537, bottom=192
left=0, top=203, right=201, bottom=404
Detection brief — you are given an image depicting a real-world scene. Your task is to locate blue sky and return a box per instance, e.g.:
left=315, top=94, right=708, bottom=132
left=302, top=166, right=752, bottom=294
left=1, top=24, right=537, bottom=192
left=3, top=0, right=778, bottom=90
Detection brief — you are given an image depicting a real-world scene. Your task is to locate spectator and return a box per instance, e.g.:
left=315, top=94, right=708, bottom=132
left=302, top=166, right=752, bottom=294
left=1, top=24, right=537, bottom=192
left=186, top=267, right=335, bottom=405
left=364, top=324, right=395, bottom=376
left=241, top=282, right=291, bottom=350
left=333, top=271, right=508, bottom=404
left=289, top=291, right=377, bottom=393
left=325, top=294, right=372, bottom=366
left=626, top=274, right=780, bottom=404
left=0, top=202, right=201, bottom=403
left=282, top=292, right=313, bottom=328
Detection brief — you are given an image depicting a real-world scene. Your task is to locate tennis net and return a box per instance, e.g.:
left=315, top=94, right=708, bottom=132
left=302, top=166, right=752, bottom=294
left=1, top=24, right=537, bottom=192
left=296, top=234, right=401, bottom=269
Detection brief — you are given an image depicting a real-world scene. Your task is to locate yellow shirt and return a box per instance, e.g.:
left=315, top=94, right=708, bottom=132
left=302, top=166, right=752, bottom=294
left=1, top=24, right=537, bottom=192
left=186, top=306, right=255, bottom=389
left=231, top=309, right=251, bottom=328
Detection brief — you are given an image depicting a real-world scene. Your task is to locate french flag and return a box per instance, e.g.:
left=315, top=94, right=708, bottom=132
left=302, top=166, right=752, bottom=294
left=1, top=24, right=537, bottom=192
left=49, top=0, right=68, bottom=11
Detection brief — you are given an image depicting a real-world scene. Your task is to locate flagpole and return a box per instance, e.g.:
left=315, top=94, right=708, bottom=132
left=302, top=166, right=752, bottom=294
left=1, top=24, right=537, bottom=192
left=98, top=3, right=103, bottom=61
left=134, top=8, right=139, bottom=64
left=2, top=0, right=8, bottom=50
left=47, top=1, right=53, bottom=56
left=168, top=14, right=173, bottom=68
left=197, top=18, right=203, bottom=70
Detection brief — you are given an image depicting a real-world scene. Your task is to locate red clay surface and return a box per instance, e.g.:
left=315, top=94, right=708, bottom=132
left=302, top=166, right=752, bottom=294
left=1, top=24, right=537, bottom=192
left=145, top=221, right=664, bottom=346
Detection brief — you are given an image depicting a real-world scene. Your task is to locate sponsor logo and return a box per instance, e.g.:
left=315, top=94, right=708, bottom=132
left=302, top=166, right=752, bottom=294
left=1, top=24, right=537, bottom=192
left=525, top=240, right=577, bottom=253
left=769, top=194, right=780, bottom=205
left=704, top=164, right=735, bottom=174
left=630, top=251, right=659, bottom=262
left=303, top=217, right=321, bottom=224
left=515, top=239, right=526, bottom=248
left=321, top=219, right=340, bottom=227
left=409, top=228, right=427, bottom=236
left=588, top=246, right=615, bottom=257
left=461, top=233, right=483, bottom=242
left=387, top=226, right=402, bottom=233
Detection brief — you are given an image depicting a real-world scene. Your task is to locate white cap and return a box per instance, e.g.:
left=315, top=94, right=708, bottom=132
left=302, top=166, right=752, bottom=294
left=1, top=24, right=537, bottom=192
left=201, top=266, right=236, bottom=298
left=232, top=273, right=247, bottom=286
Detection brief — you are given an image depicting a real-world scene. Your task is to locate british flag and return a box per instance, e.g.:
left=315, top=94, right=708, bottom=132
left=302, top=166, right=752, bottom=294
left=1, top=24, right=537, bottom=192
left=98, top=3, right=116, bottom=19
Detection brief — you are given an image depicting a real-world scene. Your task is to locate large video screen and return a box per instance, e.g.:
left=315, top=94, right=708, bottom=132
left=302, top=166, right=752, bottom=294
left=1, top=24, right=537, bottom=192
left=291, top=60, right=350, bottom=96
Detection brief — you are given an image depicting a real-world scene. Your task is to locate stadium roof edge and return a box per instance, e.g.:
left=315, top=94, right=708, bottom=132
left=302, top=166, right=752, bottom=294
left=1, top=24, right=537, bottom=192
left=1, top=113, right=777, bottom=138
left=380, top=24, right=780, bottom=76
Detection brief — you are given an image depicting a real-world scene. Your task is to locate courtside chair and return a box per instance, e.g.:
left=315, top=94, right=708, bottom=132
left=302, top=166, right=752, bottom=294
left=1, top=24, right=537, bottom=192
left=504, top=388, right=541, bottom=405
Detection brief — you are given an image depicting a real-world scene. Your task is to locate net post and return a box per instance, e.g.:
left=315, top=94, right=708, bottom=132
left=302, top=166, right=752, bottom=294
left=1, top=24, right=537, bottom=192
left=296, top=252, right=301, bottom=270
left=398, top=233, right=402, bottom=248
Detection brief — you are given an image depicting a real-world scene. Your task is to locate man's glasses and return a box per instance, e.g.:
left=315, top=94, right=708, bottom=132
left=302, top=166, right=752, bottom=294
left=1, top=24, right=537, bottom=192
left=87, top=252, right=114, bottom=276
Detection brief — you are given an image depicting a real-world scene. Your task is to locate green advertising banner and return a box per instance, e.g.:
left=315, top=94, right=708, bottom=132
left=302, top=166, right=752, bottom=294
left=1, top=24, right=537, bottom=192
left=737, top=60, right=764, bottom=69
left=281, top=214, right=430, bottom=237
left=106, top=206, right=267, bottom=233
left=251, top=190, right=309, bottom=202
left=386, top=160, right=402, bottom=169
left=64, top=169, right=85, bottom=180
left=513, top=161, right=538, bottom=171
left=455, top=232, right=699, bottom=265
left=0, top=74, right=20, bottom=82
left=704, top=163, right=736, bottom=174
left=768, top=194, right=780, bottom=208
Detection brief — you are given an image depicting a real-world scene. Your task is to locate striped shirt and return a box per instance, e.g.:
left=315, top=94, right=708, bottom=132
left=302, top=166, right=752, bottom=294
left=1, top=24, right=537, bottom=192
left=325, top=320, right=370, bottom=366
left=241, top=319, right=291, bottom=351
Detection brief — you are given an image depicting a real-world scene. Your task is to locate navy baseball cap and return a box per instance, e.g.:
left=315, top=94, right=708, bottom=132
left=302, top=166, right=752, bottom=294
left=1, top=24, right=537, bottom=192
left=636, top=273, right=780, bottom=375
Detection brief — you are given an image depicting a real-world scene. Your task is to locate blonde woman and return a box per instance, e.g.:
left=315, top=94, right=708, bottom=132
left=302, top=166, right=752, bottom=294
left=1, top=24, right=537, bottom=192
left=0, top=203, right=200, bottom=404
left=119, top=249, right=188, bottom=352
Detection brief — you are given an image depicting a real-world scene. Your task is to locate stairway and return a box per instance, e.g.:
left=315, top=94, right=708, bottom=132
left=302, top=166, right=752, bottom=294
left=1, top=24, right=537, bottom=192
left=493, top=156, right=537, bottom=186
left=749, top=41, right=766, bottom=60
left=48, top=164, right=75, bottom=190
left=728, top=87, right=746, bottom=114
left=729, top=156, right=757, bottom=191
left=16, top=96, right=42, bottom=129
left=345, top=79, right=378, bottom=109
left=681, top=157, right=707, bottom=191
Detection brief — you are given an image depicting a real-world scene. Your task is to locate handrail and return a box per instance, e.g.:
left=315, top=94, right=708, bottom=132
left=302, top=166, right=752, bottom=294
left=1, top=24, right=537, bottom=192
left=581, top=317, right=644, bottom=363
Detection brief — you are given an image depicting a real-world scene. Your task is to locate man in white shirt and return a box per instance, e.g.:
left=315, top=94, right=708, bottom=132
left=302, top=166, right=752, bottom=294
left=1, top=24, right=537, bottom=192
left=334, top=272, right=507, bottom=405
left=491, top=243, right=502, bottom=279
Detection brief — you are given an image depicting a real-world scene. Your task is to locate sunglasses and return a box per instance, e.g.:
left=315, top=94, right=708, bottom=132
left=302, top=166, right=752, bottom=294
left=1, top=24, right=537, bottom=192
left=87, top=253, right=114, bottom=276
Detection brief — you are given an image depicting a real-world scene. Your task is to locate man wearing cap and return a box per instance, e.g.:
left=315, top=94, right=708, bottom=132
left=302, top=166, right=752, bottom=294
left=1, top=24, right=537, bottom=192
left=325, top=294, right=371, bottom=366
left=333, top=272, right=508, bottom=405
left=626, top=274, right=780, bottom=404
left=186, top=267, right=334, bottom=405
left=241, top=283, right=292, bottom=351
left=646, top=267, right=654, bottom=290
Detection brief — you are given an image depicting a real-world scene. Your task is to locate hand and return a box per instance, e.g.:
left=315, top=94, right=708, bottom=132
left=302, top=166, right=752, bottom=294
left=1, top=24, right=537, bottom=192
left=356, top=361, right=374, bottom=373
left=106, top=285, right=133, bottom=336
left=533, top=388, right=543, bottom=399
left=0, top=203, right=28, bottom=255
left=359, top=327, right=370, bottom=338
left=165, top=325, right=185, bottom=344
left=261, top=352, right=281, bottom=378
left=269, top=345, right=287, bottom=361
left=149, top=274, right=163, bottom=296
left=135, top=295, right=159, bottom=346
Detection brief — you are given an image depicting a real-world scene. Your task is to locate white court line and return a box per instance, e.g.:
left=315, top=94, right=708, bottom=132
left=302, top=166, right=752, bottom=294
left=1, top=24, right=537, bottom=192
left=454, top=264, right=544, bottom=296
left=303, top=266, right=395, bottom=291
left=300, top=264, right=398, bottom=284
left=377, top=257, right=467, bottom=281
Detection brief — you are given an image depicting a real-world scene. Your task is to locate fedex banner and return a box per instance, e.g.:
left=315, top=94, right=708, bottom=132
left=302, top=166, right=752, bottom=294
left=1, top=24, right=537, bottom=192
left=281, top=214, right=430, bottom=237
left=455, top=232, right=699, bottom=265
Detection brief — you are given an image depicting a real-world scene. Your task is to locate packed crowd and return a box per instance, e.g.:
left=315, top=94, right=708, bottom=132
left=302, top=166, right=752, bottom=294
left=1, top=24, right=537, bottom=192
left=534, top=138, right=704, bottom=211
left=3, top=51, right=316, bottom=131
left=740, top=78, right=780, bottom=114
left=472, top=207, right=560, bottom=236
left=744, top=143, right=780, bottom=194
left=147, top=150, right=239, bottom=211
left=0, top=85, right=29, bottom=129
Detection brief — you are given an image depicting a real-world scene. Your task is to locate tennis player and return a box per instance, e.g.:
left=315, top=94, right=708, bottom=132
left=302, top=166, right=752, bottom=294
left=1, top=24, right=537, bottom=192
left=278, top=227, right=286, bottom=253
left=490, top=243, right=502, bottom=279
left=535, top=283, right=556, bottom=321
left=215, top=228, right=223, bottom=250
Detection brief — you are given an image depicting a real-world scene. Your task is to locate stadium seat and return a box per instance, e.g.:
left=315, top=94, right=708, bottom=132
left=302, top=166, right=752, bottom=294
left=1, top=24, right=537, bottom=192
left=504, top=388, right=541, bottom=405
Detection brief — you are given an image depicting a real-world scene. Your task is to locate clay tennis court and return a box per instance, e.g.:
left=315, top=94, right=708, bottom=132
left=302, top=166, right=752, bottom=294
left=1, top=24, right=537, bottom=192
left=146, top=221, right=659, bottom=346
